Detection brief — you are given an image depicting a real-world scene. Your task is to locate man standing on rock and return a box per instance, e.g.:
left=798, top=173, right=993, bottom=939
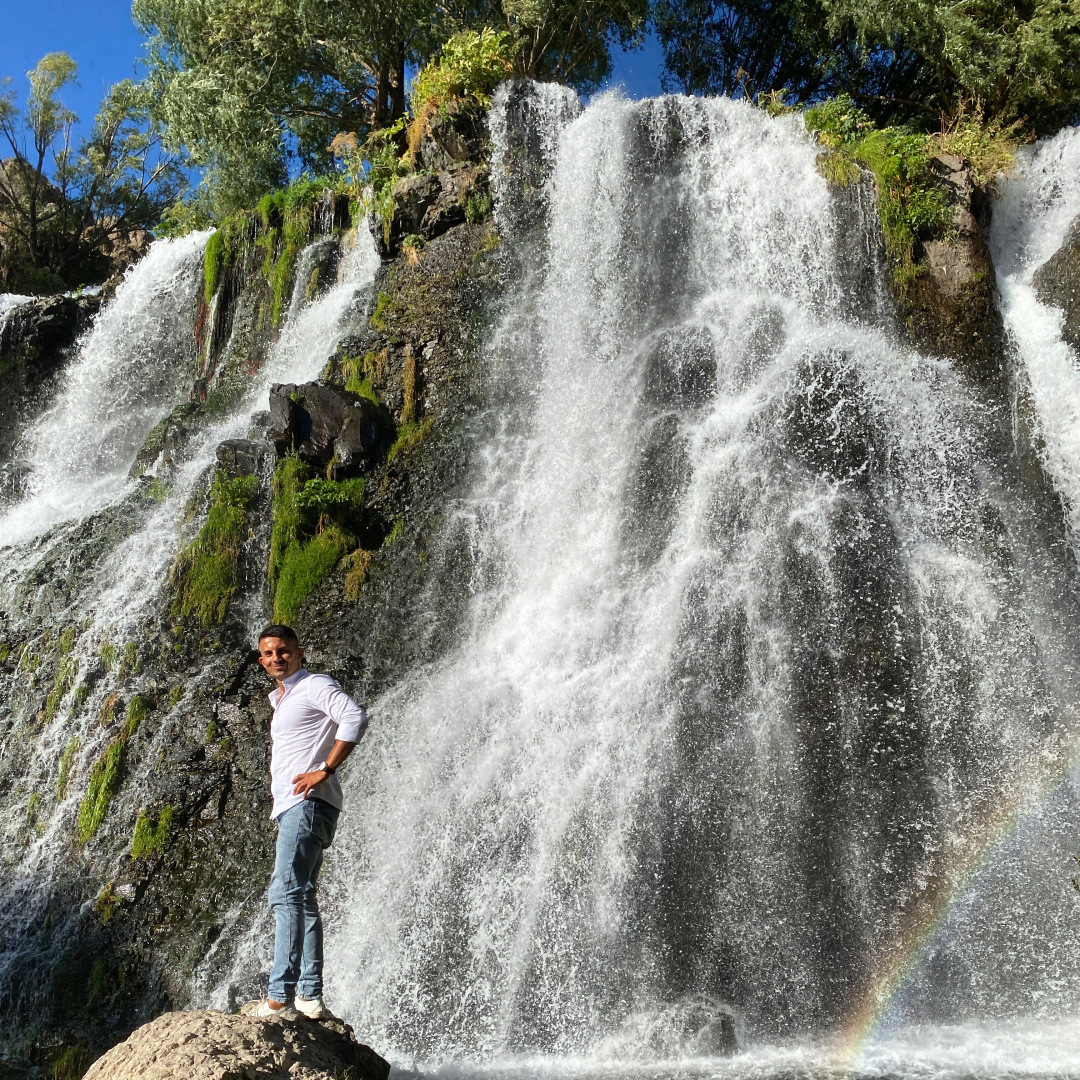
left=245, top=624, right=368, bottom=1021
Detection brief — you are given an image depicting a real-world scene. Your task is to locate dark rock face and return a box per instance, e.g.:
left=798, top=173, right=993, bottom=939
left=371, top=164, right=490, bottom=259
left=898, top=155, right=1005, bottom=380
left=417, top=106, right=485, bottom=172
left=129, top=401, right=204, bottom=478
left=216, top=438, right=266, bottom=480
left=1034, top=213, right=1080, bottom=348
left=269, top=382, right=395, bottom=476
left=0, top=294, right=100, bottom=463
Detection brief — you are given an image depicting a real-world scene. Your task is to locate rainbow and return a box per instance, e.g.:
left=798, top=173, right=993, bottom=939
left=832, top=719, right=1080, bottom=1071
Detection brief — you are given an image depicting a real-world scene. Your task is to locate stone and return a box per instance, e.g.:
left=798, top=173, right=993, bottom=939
left=268, top=382, right=393, bottom=477
left=82, top=1009, right=390, bottom=1080
left=642, top=325, right=717, bottom=409
left=1034, top=213, right=1080, bottom=350
left=129, top=402, right=203, bottom=478
left=215, top=439, right=265, bottom=479
left=416, top=107, right=484, bottom=173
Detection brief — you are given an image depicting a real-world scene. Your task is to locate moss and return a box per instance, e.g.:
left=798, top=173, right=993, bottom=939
left=56, top=737, right=78, bottom=799
left=119, top=640, right=140, bottom=679
left=98, top=691, right=122, bottom=727
left=204, top=718, right=218, bottom=743
left=131, top=805, right=175, bottom=860
left=803, top=94, right=993, bottom=294
left=270, top=456, right=310, bottom=590
left=58, top=625, right=77, bottom=654
left=273, top=525, right=351, bottom=624
left=388, top=418, right=434, bottom=464
left=270, top=241, right=301, bottom=326
left=402, top=347, right=418, bottom=424
left=87, top=957, right=115, bottom=1003
left=343, top=549, right=374, bottom=600
left=384, top=516, right=405, bottom=547
left=170, top=473, right=259, bottom=626
left=168, top=684, right=183, bottom=708
left=99, top=641, right=116, bottom=671
left=0, top=642, right=9, bottom=663
left=93, top=884, right=122, bottom=925
left=371, top=291, right=392, bottom=330
left=27, top=791, right=42, bottom=824
left=203, top=229, right=225, bottom=302
left=50, top=1046, right=89, bottom=1080
left=77, top=740, right=125, bottom=842
left=123, top=695, right=148, bottom=739
left=44, top=656, right=79, bottom=721
left=146, top=475, right=170, bottom=502
left=72, top=683, right=90, bottom=710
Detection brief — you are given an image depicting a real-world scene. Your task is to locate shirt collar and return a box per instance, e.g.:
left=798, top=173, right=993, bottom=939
left=269, top=666, right=310, bottom=706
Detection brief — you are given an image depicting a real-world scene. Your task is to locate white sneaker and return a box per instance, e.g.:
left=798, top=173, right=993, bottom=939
left=241, top=998, right=298, bottom=1020
left=295, top=996, right=329, bottom=1020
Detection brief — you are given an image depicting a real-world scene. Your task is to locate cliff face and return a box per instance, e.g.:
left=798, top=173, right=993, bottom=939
left=1, top=89, right=1076, bottom=1076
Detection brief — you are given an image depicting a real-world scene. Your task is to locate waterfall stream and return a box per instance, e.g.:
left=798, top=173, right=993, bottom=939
left=2, top=84, right=1080, bottom=1079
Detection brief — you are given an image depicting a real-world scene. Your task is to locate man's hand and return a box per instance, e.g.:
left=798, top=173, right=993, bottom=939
left=292, top=769, right=329, bottom=798
left=291, top=739, right=356, bottom=797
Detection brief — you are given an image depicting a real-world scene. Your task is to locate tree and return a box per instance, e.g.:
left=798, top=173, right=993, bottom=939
left=653, top=0, right=1080, bottom=134
left=0, top=54, right=184, bottom=292
left=133, top=0, right=438, bottom=215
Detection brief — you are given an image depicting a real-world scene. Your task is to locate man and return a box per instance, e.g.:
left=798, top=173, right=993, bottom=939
left=245, top=624, right=368, bottom=1020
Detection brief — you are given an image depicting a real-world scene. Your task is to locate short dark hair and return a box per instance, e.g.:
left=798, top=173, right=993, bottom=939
left=257, top=624, right=299, bottom=646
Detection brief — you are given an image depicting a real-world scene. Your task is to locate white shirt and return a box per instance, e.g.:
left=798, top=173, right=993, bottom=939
left=268, top=668, right=368, bottom=819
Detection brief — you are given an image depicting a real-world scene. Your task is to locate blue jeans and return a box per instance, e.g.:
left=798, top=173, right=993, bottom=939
left=267, top=798, right=339, bottom=1003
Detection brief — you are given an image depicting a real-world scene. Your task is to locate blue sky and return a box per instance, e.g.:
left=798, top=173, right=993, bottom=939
left=0, top=1, right=665, bottom=154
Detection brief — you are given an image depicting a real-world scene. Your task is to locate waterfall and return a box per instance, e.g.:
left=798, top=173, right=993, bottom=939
left=302, top=91, right=1080, bottom=1071
left=0, top=227, right=379, bottom=1037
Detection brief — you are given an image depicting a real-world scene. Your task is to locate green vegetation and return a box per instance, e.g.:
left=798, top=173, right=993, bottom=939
left=270, top=457, right=370, bottom=622
left=388, top=418, right=434, bottom=464
left=119, top=640, right=141, bottom=679
left=72, top=683, right=90, bottom=710
left=27, top=791, right=42, bottom=825
left=203, top=229, right=225, bottom=301
left=170, top=473, right=259, bottom=626
left=93, top=883, right=123, bottom=924
left=56, top=737, right=78, bottom=799
left=0, top=54, right=183, bottom=293
left=98, top=691, right=122, bottom=727
left=44, top=656, right=79, bottom=722
left=99, top=642, right=116, bottom=671
left=343, top=549, right=375, bottom=600
left=87, top=958, right=115, bottom=1003
left=123, top=695, right=149, bottom=739
left=384, top=516, right=406, bottom=547
left=204, top=718, right=218, bottom=743
left=168, top=684, right=183, bottom=708
left=131, top=805, right=175, bottom=860
left=77, top=739, right=125, bottom=842
left=58, top=626, right=77, bottom=654
left=50, top=1046, right=89, bottom=1080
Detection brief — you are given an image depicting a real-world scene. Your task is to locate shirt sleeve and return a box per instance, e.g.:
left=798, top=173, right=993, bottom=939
left=311, top=675, right=369, bottom=743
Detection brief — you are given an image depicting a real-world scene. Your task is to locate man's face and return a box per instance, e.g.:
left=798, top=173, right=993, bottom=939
left=258, top=636, right=304, bottom=681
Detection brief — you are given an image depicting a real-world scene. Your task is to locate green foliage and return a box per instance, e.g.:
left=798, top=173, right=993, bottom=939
left=388, top=418, right=434, bottom=463
left=410, top=29, right=516, bottom=119
left=371, top=292, right=393, bottom=331
left=72, top=683, right=90, bottom=710
left=77, top=739, right=125, bottom=843
left=56, top=737, right=78, bottom=799
left=274, top=525, right=351, bottom=624
left=384, top=516, right=405, bottom=546
left=131, top=805, right=175, bottom=859
left=93, top=884, right=123, bottom=924
left=50, top=1046, right=89, bottom=1080
left=203, top=229, right=225, bottom=301
left=119, top=640, right=141, bottom=679
left=123, top=695, right=149, bottom=739
left=155, top=196, right=214, bottom=238
left=168, top=684, right=183, bottom=708
left=0, top=56, right=185, bottom=293
left=44, top=656, right=79, bottom=722
left=87, top=958, right=115, bottom=1003
left=270, top=456, right=310, bottom=590
left=100, top=642, right=116, bottom=671
left=58, top=625, right=77, bottom=654
left=27, top=791, right=42, bottom=824
left=465, top=190, right=493, bottom=224
left=805, top=96, right=952, bottom=289
left=170, top=473, right=259, bottom=626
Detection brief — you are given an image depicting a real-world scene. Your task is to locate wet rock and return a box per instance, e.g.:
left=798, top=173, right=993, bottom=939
left=0, top=459, right=31, bottom=504
left=1033, top=213, right=1080, bottom=349
left=416, top=106, right=485, bottom=172
left=642, top=326, right=717, bottom=409
left=898, top=158, right=1005, bottom=380
left=83, top=1009, right=390, bottom=1080
left=215, top=439, right=265, bottom=479
left=129, top=402, right=203, bottom=478
left=269, top=382, right=394, bottom=477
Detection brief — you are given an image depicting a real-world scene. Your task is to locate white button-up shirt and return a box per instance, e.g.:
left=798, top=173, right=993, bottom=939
left=268, top=668, right=368, bottom=819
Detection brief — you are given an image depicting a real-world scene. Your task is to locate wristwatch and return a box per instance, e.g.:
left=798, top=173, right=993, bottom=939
left=317, top=761, right=336, bottom=775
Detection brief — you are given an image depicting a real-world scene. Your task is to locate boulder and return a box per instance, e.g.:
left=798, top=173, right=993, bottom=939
left=216, top=438, right=265, bottom=479
left=1034, top=213, right=1080, bottom=350
left=82, top=1009, right=390, bottom=1080
left=129, top=402, right=204, bottom=478
left=416, top=106, right=485, bottom=173
left=269, top=382, right=393, bottom=476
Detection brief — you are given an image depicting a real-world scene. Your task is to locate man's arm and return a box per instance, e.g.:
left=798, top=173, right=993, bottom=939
left=292, top=739, right=356, bottom=797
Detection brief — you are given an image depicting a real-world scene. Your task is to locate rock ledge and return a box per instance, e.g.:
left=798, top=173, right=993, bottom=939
left=84, top=1010, right=391, bottom=1080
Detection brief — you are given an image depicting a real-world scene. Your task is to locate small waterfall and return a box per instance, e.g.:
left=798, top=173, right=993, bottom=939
left=0, top=233, right=208, bottom=547
left=308, top=91, right=1080, bottom=1070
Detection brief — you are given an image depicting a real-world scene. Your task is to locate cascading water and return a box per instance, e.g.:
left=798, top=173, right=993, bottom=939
left=0, top=224, right=379, bottom=1045
left=299, top=90, right=1080, bottom=1075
